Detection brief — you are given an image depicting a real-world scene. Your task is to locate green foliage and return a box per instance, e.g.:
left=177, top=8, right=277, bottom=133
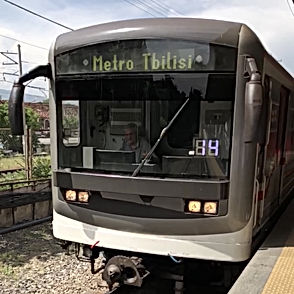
left=0, top=170, right=26, bottom=188
left=0, top=252, right=25, bottom=278
left=0, top=264, right=15, bottom=277
left=0, top=102, right=41, bottom=152
left=0, top=155, right=26, bottom=185
left=25, top=107, right=41, bottom=129
left=0, top=102, right=41, bottom=129
left=0, top=102, right=9, bottom=127
left=0, top=156, right=51, bottom=190
left=32, top=156, right=51, bottom=178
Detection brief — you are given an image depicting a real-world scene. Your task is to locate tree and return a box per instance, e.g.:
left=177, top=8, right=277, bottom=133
left=25, top=107, right=41, bottom=129
left=0, top=102, right=41, bottom=152
left=0, top=102, right=9, bottom=128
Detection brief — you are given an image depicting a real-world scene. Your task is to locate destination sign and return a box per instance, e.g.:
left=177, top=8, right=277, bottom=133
left=92, top=52, right=194, bottom=72
left=56, top=39, right=236, bottom=75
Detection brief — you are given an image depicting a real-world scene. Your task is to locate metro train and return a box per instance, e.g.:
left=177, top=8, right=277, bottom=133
left=9, top=18, right=294, bottom=290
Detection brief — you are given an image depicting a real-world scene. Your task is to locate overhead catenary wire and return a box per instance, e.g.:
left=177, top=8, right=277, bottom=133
left=0, top=71, right=19, bottom=77
left=149, top=0, right=184, bottom=16
left=122, top=0, right=183, bottom=18
left=0, top=69, right=48, bottom=85
left=122, top=0, right=158, bottom=17
left=0, top=79, right=48, bottom=91
left=3, top=0, right=74, bottom=31
left=131, top=0, right=168, bottom=17
left=148, top=0, right=172, bottom=15
left=0, top=34, right=47, bottom=50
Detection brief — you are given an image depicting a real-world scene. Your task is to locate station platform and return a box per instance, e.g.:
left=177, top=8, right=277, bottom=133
left=229, top=198, right=294, bottom=294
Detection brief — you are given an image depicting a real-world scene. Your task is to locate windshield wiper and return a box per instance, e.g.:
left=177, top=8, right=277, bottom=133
left=132, top=97, right=190, bottom=177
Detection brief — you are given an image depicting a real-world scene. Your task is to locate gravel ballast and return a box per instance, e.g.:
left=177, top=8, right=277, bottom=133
left=0, top=222, right=108, bottom=294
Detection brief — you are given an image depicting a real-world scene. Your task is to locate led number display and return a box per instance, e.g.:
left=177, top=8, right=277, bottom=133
left=194, top=139, right=219, bottom=157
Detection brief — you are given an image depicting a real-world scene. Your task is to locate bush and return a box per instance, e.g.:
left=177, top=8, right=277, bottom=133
left=0, top=169, right=26, bottom=184
left=32, top=156, right=51, bottom=179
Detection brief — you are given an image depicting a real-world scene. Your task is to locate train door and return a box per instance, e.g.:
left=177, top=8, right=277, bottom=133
left=277, top=86, right=290, bottom=204
left=253, top=76, right=271, bottom=228
left=254, top=78, right=289, bottom=227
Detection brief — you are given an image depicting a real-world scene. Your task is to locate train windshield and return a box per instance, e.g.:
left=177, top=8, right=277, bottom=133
left=56, top=40, right=236, bottom=179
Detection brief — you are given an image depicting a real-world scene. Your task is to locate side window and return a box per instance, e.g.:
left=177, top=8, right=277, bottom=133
left=62, top=100, right=80, bottom=146
left=277, top=86, right=289, bottom=150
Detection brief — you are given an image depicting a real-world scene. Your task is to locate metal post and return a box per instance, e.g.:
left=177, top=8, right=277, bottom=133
left=17, top=44, right=22, bottom=76
left=28, top=128, right=32, bottom=179
left=18, top=44, right=29, bottom=180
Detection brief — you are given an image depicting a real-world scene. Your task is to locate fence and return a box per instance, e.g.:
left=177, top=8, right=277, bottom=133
left=0, top=128, right=51, bottom=190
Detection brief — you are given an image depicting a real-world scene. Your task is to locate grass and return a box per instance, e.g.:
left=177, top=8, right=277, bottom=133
left=0, top=264, right=15, bottom=277
left=0, top=252, right=26, bottom=278
left=0, top=155, right=51, bottom=185
left=0, top=156, right=25, bottom=170
left=0, top=155, right=51, bottom=171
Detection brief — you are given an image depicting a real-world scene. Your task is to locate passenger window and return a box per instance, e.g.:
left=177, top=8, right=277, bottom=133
left=62, top=100, right=80, bottom=146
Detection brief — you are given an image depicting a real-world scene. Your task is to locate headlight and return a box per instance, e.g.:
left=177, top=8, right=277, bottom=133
left=187, top=201, right=201, bottom=213
left=78, top=191, right=89, bottom=203
left=65, top=190, right=77, bottom=201
left=203, top=201, right=218, bottom=214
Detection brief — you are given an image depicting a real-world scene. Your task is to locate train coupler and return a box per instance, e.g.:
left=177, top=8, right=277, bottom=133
left=102, top=255, right=149, bottom=290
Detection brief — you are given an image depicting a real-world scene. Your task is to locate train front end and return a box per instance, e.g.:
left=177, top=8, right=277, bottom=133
left=50, top=19, right=261, bottom=268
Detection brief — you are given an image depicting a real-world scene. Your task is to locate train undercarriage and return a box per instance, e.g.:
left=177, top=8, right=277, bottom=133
left=61, top=241, right=244, bottom=294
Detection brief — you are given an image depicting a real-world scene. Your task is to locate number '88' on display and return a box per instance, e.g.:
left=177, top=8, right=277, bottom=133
left=195, top=139, right=219, bottom=157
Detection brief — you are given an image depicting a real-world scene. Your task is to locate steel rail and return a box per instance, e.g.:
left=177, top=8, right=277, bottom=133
left=0, top=216, right=52, bottom=235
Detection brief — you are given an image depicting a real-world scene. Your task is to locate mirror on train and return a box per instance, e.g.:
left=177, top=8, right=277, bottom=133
left=244, top=58, right=263, bottom=143
left=8, top=83, right=25, bottom=135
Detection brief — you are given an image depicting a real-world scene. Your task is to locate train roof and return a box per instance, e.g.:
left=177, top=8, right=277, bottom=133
left=54, top=18, right=243, bottom=55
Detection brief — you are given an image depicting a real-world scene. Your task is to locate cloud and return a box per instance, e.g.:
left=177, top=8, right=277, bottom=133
left=0, top=26, right=48, bottom=94
left=183, top=0, right=294, bottom=75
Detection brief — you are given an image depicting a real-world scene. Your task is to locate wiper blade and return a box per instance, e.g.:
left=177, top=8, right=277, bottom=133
left=132, top=97, right=190, bottom=177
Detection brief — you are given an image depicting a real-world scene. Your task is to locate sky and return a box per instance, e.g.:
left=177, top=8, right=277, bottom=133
left=0, top=0, right=293, bottom=97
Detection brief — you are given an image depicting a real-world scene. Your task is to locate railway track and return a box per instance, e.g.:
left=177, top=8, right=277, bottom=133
left=103, top=273, right=229, bottom=294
